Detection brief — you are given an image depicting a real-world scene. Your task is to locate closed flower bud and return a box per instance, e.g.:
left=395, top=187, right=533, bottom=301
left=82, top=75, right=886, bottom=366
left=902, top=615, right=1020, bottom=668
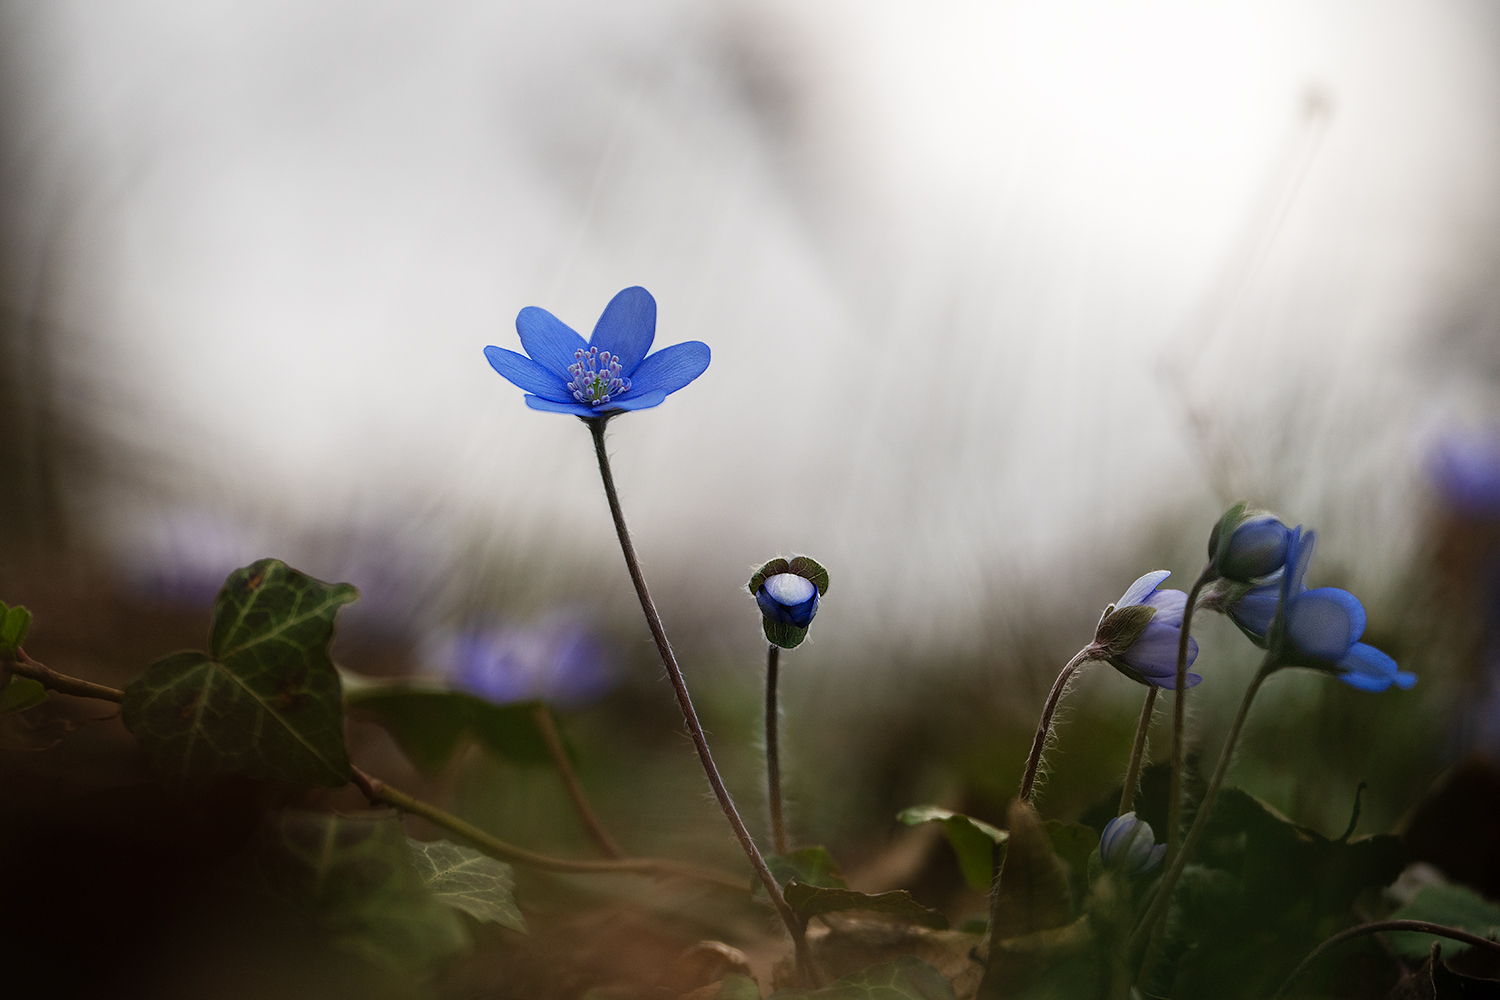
left=1208, top=505, right=1292, bottom=583
left=1098, top=812, right=1165, bottom=877
left=748, top=556, right=829, bottom=649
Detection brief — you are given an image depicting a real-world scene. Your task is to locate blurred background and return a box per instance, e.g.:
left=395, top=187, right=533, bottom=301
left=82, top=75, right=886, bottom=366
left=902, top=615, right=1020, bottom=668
left=4, top=1, right=1500, bottom=996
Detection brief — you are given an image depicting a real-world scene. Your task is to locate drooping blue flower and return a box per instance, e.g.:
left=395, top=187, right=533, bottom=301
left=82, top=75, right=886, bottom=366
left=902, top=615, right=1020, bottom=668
left=1098, top=812, right=1166, bottom=877
left=484, top=286, right=710, bottom=416
left=1100, top=570, right=1201, bottom=689
left=1213, top=512, right=1292, bottom=583
left=1227, top=527, right=1415, bottom=692
left=757, top=573, right=819, bottom=627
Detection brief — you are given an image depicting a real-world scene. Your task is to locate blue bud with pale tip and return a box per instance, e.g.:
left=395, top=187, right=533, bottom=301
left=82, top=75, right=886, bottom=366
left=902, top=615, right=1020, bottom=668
left=748, top=556, right=829, bottom=649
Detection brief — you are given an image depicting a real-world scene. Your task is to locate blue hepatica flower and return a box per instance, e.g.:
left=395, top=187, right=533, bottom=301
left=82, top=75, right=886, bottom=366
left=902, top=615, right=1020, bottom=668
left=1214, top=512, right=1292, bottom=583
left=1099, top=812, right=1166, bottom=877
left=1100, top=571, right=1201, bottom=689
left=484, top=286, right=710, bottom=416
left=757, top=573, right=820, bottom=627
left=1227, top=527, right=1415, bottom=692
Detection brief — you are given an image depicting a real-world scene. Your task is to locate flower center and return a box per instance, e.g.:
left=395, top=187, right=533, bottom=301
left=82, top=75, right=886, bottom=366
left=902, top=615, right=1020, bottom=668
left=567, top=347, right=631, bottom=408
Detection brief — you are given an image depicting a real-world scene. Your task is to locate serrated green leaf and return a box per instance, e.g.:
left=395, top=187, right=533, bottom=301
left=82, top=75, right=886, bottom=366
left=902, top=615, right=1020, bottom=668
left=0, top=675, right=47, bottom=713
left=0, top=602, right=32, bottom=657
left=258, top=811, right=469, bottom=970
left=769, top=955, right=956, bottom=1000
left=783, top=881, right=949, bottom=930
left=717, top=973, right=762, bottom=1000
left=897, top=806, right=1007, bottom=891
left=344, top=681, right=554, bottom=773
left=407, top=837, right=525, bottom=933
left=1389, top=883, right=1500, bottom=957
left=121, top=559, right=356, bottom=787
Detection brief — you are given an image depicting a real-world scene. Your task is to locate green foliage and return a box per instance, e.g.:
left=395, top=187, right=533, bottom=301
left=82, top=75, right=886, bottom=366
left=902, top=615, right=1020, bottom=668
left=121, top=560, right=356, bottom=787
left=257, top=811, right=470, bottom=970
left=716, top=974, right=763, bottom=1000
left=748, top=557, right=830, bottom=599
left=1389, top=883, right=1500, bottom=957
left=766, top=846, right=848, bottom=890
left=343, top=678, right=556, bottom=773
left=783, top=881, right=949, bottom=930
left=769, top=955, right=956, bottom=1000
left=0, top=675, right=47, bottom=713
left=764, top=619, right=810, bottom=649
left=896, top=806, right=1007, bottom=891
left=991, top=800, right=1073, bottom=940
left=0, top=601, right=31, bottom=656
left=407, top=837, right=525, bottom=933
left=1042, top=820, right=1098, bottom=886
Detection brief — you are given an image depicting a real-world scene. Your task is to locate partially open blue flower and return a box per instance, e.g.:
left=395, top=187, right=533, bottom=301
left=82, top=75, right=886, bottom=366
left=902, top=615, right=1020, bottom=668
left=484, top=286, right=710, bottom=416
left=1213, top=512, right=1292, bottom=583
left=1099, top=812, right=1166, bottom=877
left=1099, top=570, right=1201, bottom=689
left=1226, top=527, right=1415, bottom=692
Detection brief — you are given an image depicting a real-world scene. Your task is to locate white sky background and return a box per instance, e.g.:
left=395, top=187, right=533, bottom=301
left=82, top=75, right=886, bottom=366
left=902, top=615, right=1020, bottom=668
left=6, top=0, right=1500, bottom=658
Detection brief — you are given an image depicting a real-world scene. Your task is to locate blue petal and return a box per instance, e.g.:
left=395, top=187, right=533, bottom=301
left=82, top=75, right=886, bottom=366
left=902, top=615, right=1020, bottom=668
left=1336, top=642, right=1415, bottom=691
left=588, top=286, right=656, bottom=376
left=516, top=306, right=588, bottom=378
left=523, top=395, right=597, bottom=416
left=484, top=346, right=572, bottom=401
left=1281, top=527, right=1315, bottom=604
left=1116, top=570, right=1171, bottom=610
left=627, top=341, right=711, bottom=397
left=1223, top=516, right=1291, bottom=582
left=1120, top=621, right=1199, bottom=682
left=1143, top=588, right=1187, bottom=627
left=600, top=389, right=668, bottom=412
left=1229, top=583, right=1280, bottom=640
left=1285, top=588, right=1364, bottom=662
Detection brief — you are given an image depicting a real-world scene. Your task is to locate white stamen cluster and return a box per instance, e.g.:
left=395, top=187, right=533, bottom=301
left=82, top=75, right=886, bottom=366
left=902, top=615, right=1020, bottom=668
left=567, top=347, right=630, bottom=407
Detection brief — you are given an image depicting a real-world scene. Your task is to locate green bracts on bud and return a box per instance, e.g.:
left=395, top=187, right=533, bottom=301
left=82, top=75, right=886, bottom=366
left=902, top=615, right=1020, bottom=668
left=750, top=555, right=829, bottom=650
left=1094, top=604, right=1158, bottom=657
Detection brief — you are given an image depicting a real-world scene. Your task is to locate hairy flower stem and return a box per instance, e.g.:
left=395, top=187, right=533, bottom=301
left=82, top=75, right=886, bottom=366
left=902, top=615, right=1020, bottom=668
left=532, top=703, right=624, bottom=858
left=1167, top=566, right=1212, bottom=862
left=1118, top=686, right=1157, bottom=816
left=1130, top=651, right=1278, bottom=984
left=586, top=418, right=814, bottom=980
left=765, top=644, right=789, bottom=856
left=1270, top=920, right=1500, bottom=1000
left=1018, top=646, right=1098, bottom=804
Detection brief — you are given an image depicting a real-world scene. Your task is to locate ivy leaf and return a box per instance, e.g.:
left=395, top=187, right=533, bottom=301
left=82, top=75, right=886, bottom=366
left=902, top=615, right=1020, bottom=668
left=897, top=806, right=1007, bottom=891
left=769, top=955, right=956, bottom=1000
left=0, top=602, right=32, bottom=656
left=121, top=560, right=357, bottom=787
left=257, top=811, right=469, bottom=970
left=343, top=678, right=555, bottom=773
left=407, top=838, right=525, bottom=933
left=783, top=881, right=949, bottom=930
left=1389, top=883, right=1500, bottom=957
left=990, top=799, right=1073, bottom=939
left=0, top=676, right=47, bottom=714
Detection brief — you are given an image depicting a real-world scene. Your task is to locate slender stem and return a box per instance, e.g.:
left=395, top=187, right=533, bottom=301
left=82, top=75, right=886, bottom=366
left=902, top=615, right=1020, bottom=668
left=1167, top=567, right=1212, bottom=863
left=1131, top=653, right=1277, bottom=976
left=1119, top=686, right=1158, bottom=816
left=766, top=643, right=788, bottom=856
left=1270, top=920, right=1500, bottom=1000
left=531, top=703, right=624, bottom=859
left=350, top=767, right=746, bottom=891
left=1018, top=646, right=1097, bottom=804
left=585, top=418, right=812, bottom=978
left=6, top=649, right=124, bottom=703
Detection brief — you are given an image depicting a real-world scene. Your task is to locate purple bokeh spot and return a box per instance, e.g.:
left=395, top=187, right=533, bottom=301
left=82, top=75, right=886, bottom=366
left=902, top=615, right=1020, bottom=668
left=427, top=616, right=618, bottom=708
left=1429, top=428, right=1500, bottom=516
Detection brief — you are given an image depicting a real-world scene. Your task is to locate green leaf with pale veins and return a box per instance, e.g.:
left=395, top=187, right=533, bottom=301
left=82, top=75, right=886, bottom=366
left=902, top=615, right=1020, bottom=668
left=407, top=838, right=525, bottom=933
left=121, top=559, right=357, bottom=787
left=1389, top=883, right=1500, bottom=957
left=770, top=955, right=956, bottom=1000
left=258, top=810, right=469, bottom=970
left=783, top=881, right=949, bottom=930
left=343, top=678, right=555, bottom=773
left=897, top=806, right=1007, bottom=891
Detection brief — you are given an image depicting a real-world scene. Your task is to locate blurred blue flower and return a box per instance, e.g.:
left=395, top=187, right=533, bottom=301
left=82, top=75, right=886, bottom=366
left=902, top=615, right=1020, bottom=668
left=1101, top=570, right=1201, bottom=689
left=1228, top=527, right=1415, bottom=692
left=1099, top=811, right=1165, bottom=877
left=484, top=286, right=710, bottom=417
left=427, top=616, right=617, bottom=707
left=1429, top=428, right=1500, bottom=516
left=1215, top=512, right=1292, bottom=583
left=756, top=573, right=820, bottom=627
